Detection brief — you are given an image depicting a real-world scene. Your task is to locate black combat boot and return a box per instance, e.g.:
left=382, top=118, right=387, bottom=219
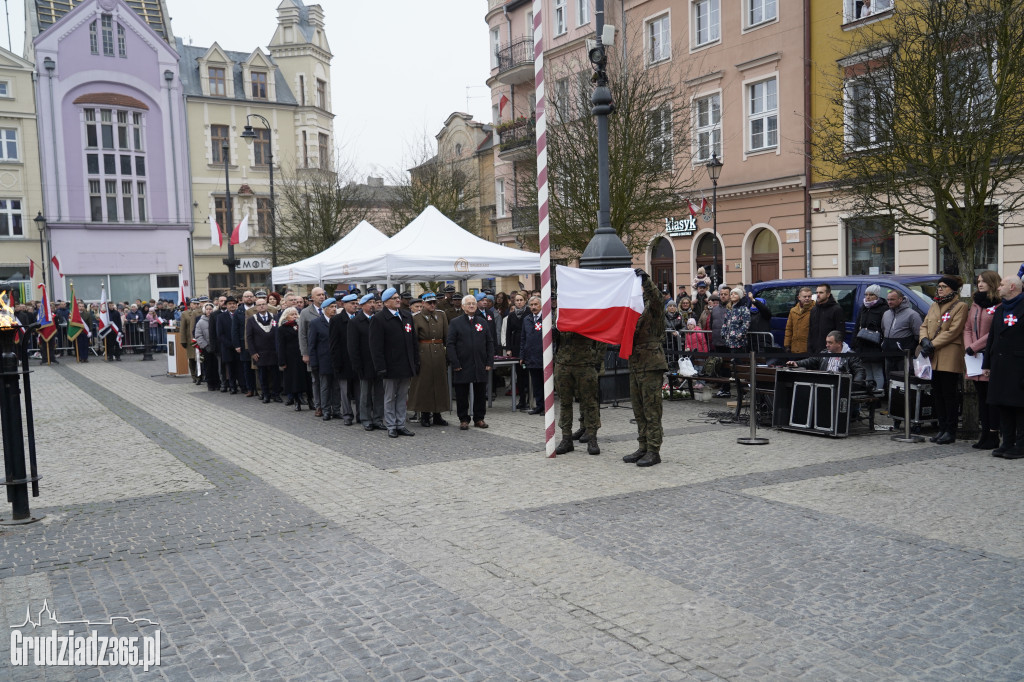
left=623, top=449, right=645, bottom=463
left=572, top=426, right=587, bottom=441
left=555, top=437, right=574, bottom=454
left=587, top=433, right=600, bottom=455
left=636, top=451, right=661, bottom=467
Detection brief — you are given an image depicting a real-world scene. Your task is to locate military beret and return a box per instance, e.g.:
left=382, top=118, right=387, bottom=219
left=349, top=287, right=361, bottom=295
left=421, top=292, right=437, bottom=302
left=322, top=297, right=337, bottom=308
left=358, top=293, right=375, bottom=305
left=474, top=292, right=487, bottom=301
left=254, top=290, right=268, bottom=297
left=443, top=285, right=456, bottom=293
left=197, top=295, right=210, bottom=302
left=381, top=287, right=399, bottom=301
left=341, top=294, right=358, bottom=302
left=400, top=291, right=412, bottom=299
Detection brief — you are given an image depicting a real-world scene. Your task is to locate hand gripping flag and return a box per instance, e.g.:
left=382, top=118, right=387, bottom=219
left=554, top=265, right=644, bottom=358
left=230, top=215, right=249, bottom=245
left=35, top=284, right=58, bottom=342
left=66, top=286, right=89, bottom=341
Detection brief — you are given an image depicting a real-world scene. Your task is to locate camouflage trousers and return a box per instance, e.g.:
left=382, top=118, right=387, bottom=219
left=555, top=364, right=601, bottom=437
left=629, top=369, right=664, bottom=453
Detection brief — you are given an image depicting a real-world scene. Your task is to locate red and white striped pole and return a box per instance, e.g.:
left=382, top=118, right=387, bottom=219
left=533, top=1, right=557, bottom=458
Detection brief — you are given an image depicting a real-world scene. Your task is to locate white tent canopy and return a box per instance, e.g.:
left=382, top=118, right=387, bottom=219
left=343, top=206, right=541, bottom=282
left=271, top=220, right=390, bottom=285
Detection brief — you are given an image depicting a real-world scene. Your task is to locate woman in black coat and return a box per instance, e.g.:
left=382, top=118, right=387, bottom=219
left=447, top=295, right=494, bottom=430
left=502, top=292, right=530, bottom=409
left=853, top=284, right=887, bottom=392
left=276, top=307, right=305, bottom=407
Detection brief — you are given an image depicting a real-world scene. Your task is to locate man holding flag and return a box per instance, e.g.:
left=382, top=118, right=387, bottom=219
left=97, top=287, right=122, bottom=362
left=66, top=287, right=91, bottom=362
left=623, top=268, right=668, bottom=467
left=35, top=283, right=58, bottom=365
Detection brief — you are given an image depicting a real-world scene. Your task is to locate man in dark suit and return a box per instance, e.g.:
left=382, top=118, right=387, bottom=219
left=217, top=296, right=242, bottom=393
left=330, top=293, right=360, bottom=425
left=348, top=293, right=385, bottom=431
left=369, top=287, right=420, bottom=438
left=447, top=294, right=494, bottom=430
left=982, top=274, right=1024, bottom=459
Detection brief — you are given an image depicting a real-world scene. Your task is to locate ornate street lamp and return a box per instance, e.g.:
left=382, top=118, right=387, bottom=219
left=706, top=153, right=723, bottom=289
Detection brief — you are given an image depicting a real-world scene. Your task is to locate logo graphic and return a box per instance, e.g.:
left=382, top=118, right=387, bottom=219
left=10, top=601, right=161, bottom=671
left=534, top=322, right=542, bottom=331
left=404, top=323, right=412, bottom=333
left=1005, top=314, right=1018, bottom=327
left=475, top=323, right=483, bottom=332
left=986, top=305, right=998, bottom=315
left=941, top=312, right=951, bottom=322
left=454, top=258, right=470, bottom=272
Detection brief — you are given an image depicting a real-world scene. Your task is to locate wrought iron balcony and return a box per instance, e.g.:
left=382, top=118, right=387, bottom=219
left=496, top=37, right=534, bottom=85
left=496, top=117, right=536, bottom=154
left=511, top=205, right=538, bottom=232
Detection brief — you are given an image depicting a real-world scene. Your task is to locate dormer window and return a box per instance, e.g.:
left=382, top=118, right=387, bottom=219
left=101, top=15, right=114, bottom=56
left=209, top=67, right=226, bottom=96
left=118, top=24, right=126, bottom=57
left=251, top=71, right=268, bottom=99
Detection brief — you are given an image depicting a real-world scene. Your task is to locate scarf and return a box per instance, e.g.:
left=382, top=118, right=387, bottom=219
left=862, top=297, right=882, bottom=308
left=1002, top=292, right=1024, bottom=308
left=974, top=290, right=997, bottom=307
left=933, top=290, right=957, bottom=305
left=255, top=313, right=274, bottom=333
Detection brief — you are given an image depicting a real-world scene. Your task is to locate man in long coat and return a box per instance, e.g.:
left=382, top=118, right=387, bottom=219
left=447, top=294, right=494, bottom=429
left=348, top=294, right=385, bottom=431
left=178, top=298, right=200, bottom=382
left=408, top=292, right=450, bottom=427
left=369, top=287, right=420, bottom=438
left=982, top=275, right=1024, bottom=459
left=329, top=294, right=360, bottom=425
left=244, top=297, right=281, bottom=402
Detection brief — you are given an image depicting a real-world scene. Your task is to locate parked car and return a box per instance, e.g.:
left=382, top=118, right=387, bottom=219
left=750, top=275, right=940, bottom=348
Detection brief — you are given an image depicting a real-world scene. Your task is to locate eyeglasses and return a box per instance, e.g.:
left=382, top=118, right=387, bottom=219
left=936, top=284, right=951, bottom=291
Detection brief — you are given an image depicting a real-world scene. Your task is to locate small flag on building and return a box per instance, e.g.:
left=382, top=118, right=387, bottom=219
left=230, top=215, right=249, bottom=245
left=210, top=215, right=223, bottom=247
left=51, top=254, right=64, bottom=278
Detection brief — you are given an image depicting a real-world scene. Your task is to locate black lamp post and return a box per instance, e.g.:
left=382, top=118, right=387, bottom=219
left=706, top=153, right=723, bottom=289
left=240, top=114, right=276, bottom=269
left=579, top=0, right=631, bottom=271
left=222, top=143, right=237, bottom=292
left=33, top=212, right=49, bottom=294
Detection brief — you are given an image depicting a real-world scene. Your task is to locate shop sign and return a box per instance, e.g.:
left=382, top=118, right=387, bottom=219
left=238, top=258, right=272, bottom=271
left=664, top=215, right=698, bottom=236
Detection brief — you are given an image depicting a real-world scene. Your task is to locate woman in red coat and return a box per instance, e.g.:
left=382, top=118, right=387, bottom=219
left=964, top=270, right=1001, bottom=449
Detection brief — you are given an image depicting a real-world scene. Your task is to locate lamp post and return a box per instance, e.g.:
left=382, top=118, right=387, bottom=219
left=222, top=143, right=237, bottom=292
left=33, top=212, right=48, bottom=294
left=240, top=114, right=276, bottom=269
left=579, top=0, right=631, bottom=271
left=706, top=153, right=723, bottom=289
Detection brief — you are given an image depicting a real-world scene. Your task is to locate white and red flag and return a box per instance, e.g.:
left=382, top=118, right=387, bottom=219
left=28, top=258, right=35, bottom=279
left=230, top=215, right=249, bottom=245
left=554, top=265, right=644, bottom=359
left=51, top=254, right=64, bottom=278
left=499, top=94, right=510, bottom=117
left=209, top=215, right=223, bottom=247
left=688, top=198, right=708, bottom=217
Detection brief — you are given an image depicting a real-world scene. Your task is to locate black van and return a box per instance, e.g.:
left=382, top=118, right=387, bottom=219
left=750, top=275, right=941, bottom=347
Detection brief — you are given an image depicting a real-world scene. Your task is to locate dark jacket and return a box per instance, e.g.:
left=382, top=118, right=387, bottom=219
left=446, top=313, right=495, bottom=384
left=795, top=342, right=867, bottom=387
left=230, top=308, right=249, bottom=360
left=519, top=311, right=544, bottom=369
left=476, top=308, right=498, bottom=350
left=208, top=308, right=222, bottom=352
left=347, top=311, right=376, bottom=380
left=216, top=309, right=241, bottom=353
left=329, top=312, right=359, bottom=379
left=748, top=298, right=772, bottom=334
left=982, top=293, right=1024, bottom=407
left=853, top=299, right=886, bottom=352
left=664, top=311, right=684, bottom=333
left=307, top=314, right=333, bottom=374
left=503, top=306, right=528, bottom=355
left=369, top=308, right=420, bottom=379
left=244, top=313, right=279, bottom=367
left=275, top=322, right=305, bottom=395
left=807, top=295, right=845, bottom=353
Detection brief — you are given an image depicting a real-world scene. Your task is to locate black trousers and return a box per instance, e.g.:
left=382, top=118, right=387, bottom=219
left=202, top=351, right=220, bottom=390
left=257, top=365, right=281, bottom=397
left=528, top=367, right=544, bottom=408
left=973, top=380, right=1001, bottom=434
left=931, top=370, right=962, bottom=435
left=998, top=406, right=1024, bottom=450
left=220, top=347, right=241, bottom=389
left=454, top=381, right=488, bottom=423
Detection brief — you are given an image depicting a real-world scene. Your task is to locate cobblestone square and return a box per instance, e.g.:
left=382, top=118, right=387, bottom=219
left=1, top=356, right=1021, bottom=680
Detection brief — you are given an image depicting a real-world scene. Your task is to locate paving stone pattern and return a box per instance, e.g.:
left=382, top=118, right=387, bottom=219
left=0, top=356, right=1021, bottom=680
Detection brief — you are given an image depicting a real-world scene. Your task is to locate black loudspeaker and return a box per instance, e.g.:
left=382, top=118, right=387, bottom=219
left=888, top=372, right=937, bottom=427
left=773, top=369, right=852, bottom=438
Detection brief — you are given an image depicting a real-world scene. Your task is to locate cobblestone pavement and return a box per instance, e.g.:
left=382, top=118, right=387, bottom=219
left=1, top=356, right=1021, bottom=680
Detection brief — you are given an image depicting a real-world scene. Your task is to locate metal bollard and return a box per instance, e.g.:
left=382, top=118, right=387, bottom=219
left=737, top=349, right=769, bottom=445
left=892, top=347, right=924, bottom=443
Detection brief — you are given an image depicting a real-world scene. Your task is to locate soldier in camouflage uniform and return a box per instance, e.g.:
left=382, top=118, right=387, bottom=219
left=554, top=328, right=604, bottom=455
left=623, top=270, right=667, bottom=467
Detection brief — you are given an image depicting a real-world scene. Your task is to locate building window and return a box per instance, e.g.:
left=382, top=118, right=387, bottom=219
left=318, top=133, right=329, bottom=169
left=554, top=0, right=567, bottom=35
left=0, top=129, right=18, bottom=160
left=496, top=178, right=506, bottom=217
left=747, top=0, right=777, bottom=27
left=748, top=77, right=778, bottom=152
left=257, top=198, right=272, bottom=235
left=0, top=199, right=23, bottom=237
left=299, top=75, right=305, bottom=105
left=209, top=67, right=226, bottom=96
left=117, top=24, right=126, bottom=57
left=490, top=27, right=500, bottom=69
left=302, top=130, right=309, bottom=167
left=527, top=11, right=534, bottom=38
left=845, top=74, right=891, bottom=150
left=210, top=125, right=229, bottom=164
left=253, top=128, right=271, bottom=166
left=649, top=105, right=673, bottom=171
left=251, top=71, right=268, bottom=99
left=90, top=21, right=98, bottom=54
left=694, top=93, right=721, bottom=162
left=845, top=0, right=892, bottom=23
left=939, top=50, right=996, bottom=134
left=214, top=197, right=229, bottom=232
left=647, top=13, right=670, bottom=64
left=846, top=216, right=895, bottom=275
left=577, top=0, right=590, bottom=25
left=82, top=107, right=147, bottom=222
left=938, top=206, right=999, bottom=277
left=316, top=79, right=327, bottom=109
left=693, top=0, right=720, bottom=47
left=100, top=14, right=114, bottom=56
left=0, top=82, right=8, bottom=97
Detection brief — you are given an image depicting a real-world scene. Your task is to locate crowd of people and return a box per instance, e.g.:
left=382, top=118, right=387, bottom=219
left=14, top=266, right=1024, bottom=463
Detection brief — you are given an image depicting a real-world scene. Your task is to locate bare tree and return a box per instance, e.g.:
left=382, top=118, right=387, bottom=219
left=543, top=34, right=699, bottom=259
left=813, top=0, right=1024, bottom=278
left=273, top=159, right=370, bottom=263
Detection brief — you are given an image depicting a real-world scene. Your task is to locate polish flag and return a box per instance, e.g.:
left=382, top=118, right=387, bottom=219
left=210, top=215, right=223, bottom=247
left=688, top=198, right=707, bottom=217
left=230, top=215, right=249, bottom=245
left=51, top=254, right=64, bottom=278
left=554, top=265, right=644, bottom=358
left=499, top=94, right=510, bottom=116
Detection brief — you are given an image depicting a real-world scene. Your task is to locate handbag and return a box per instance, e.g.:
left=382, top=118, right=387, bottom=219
left=912, top=352, right=932, bottom=380
left=856, top=327, right=881, bottom=345
left=678, top=357, right=697, bottom=377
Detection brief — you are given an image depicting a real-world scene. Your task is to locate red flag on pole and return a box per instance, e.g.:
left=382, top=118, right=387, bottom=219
left=28, top=258, right=35, bottom=279
left=51, top=254, right=64, bottom=278
left=230, top=215, right=249, bottom=245
left=499, top=94, right=510, bottom=116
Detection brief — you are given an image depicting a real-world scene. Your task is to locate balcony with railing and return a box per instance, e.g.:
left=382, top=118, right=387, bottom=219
left=498, top=205, right=538, bottom=237
left=496, top=116, right=536, bottom=158
left=496, top=37, right=535, bottom=85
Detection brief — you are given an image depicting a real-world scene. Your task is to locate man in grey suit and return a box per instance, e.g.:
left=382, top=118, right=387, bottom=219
left=298, top=286, right=326, bottom=415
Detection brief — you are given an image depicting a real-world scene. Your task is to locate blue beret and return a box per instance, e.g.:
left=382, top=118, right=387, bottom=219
left=475, top=292, right=486, bottom=301
left=358, top=294, right=374, bottom=305
left=341, top=294, right=358, bottom=302
left=382, top=287, right=398, bottom=302
left=421, top=292, right=437, bottom=301
left=322, top=297, right=337, bottom=308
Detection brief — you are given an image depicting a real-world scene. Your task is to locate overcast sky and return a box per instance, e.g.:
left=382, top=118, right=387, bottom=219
left=3, top=0, right=494, bottom=180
